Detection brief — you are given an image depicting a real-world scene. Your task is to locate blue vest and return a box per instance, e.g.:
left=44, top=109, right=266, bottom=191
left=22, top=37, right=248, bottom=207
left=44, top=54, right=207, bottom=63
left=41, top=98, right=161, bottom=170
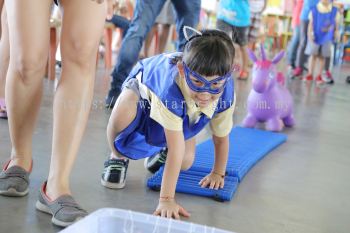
left=311, top=6, right=337, bottom=45
left=123, top=53, right=235, bottom=147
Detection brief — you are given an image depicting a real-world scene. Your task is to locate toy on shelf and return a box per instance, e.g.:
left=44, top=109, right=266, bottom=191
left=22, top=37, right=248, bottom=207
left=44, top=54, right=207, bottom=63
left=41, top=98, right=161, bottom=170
left=242, top=45, right=295, bottom=132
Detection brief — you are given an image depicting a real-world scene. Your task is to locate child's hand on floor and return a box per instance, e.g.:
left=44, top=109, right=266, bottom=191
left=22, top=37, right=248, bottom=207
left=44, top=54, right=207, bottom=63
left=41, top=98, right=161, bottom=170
left=154, top=199, right=190, bottom=219
left=199, top=172, right=225, bottom=190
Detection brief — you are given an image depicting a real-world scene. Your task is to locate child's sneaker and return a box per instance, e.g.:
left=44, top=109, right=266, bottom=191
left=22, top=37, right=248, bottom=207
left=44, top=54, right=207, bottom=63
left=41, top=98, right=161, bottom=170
left=238, top=70, right=249, bottom=80
left=293, top=67, right=303, bottom=77
left=101, top=158, right=129, bottom=189
left=144, top=148, right=168, bottom=173
left=324, top=71, right=334, bottom=84
left=315, top=75, right=325, bottom=85
left=287, top=65, right=295, bottom=79
left=303, top=74, right=313, bottom=82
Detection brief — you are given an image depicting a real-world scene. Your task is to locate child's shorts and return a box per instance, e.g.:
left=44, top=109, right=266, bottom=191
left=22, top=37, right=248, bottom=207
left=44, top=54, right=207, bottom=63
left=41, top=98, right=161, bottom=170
left=216, top=19, right=249, bottom=46
left=114, top=78, right=164, bottom=160
left=305, top=40, right=332, bottom=58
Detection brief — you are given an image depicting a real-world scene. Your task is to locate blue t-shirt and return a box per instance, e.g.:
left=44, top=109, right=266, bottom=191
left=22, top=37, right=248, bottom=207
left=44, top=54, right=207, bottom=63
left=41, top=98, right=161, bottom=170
left=300, top=0, right=319, bottom=21
left=217, top=0, right=251, bottom=27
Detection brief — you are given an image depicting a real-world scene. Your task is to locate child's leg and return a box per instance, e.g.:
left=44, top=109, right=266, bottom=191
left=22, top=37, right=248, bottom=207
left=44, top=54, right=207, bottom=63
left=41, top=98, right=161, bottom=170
left=317, top=56, right=325, bottom=77
left=324, top=56, right=331, bottom=72
left=240, top=45, right=249, bottom=73
left=180, top=137, right=196, bottom=171
left=308, top=55, right=316, bottom=76
left=143, top=24, right=157, bottom=58
left=107, top=88, right=139, bottom=159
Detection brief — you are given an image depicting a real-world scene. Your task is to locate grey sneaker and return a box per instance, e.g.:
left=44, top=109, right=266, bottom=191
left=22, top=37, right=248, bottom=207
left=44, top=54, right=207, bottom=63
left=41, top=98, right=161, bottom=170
left=36, top=182, right=88, bottom=227
left=0, top=161, right=31, bottom=197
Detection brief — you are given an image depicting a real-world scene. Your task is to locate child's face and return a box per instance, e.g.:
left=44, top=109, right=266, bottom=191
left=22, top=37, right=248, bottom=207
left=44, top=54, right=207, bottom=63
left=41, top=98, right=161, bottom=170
left=186, top=75, right=224, bottom=108
left=178, top=63, right=227, bottom=108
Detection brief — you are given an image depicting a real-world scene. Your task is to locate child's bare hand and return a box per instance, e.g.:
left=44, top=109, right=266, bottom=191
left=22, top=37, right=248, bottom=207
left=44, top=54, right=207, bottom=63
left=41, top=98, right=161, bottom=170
left=153, top=200, right=190, bottom=219
left=199, top=172, right=225, bottom=189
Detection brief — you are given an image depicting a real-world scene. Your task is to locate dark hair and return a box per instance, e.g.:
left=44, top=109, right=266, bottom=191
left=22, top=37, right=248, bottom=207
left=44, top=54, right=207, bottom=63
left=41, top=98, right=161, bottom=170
left=182, top=29, right=235, bottom=76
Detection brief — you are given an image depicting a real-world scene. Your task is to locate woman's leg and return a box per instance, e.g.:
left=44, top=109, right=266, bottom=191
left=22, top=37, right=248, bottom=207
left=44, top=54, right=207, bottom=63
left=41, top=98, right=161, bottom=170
left=0, top=7, right=9, bottom=100
left=5, top=0, right=51, bottom=170
left=46, top=0, right=106, bottom=199
left=0, top=0, right=4, bottom=37
left=287, top=25, right=300, bottom=67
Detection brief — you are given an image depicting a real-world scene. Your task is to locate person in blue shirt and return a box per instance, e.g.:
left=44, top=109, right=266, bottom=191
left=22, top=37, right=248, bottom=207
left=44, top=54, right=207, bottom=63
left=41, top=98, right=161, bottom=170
left=304, top=0, right=340, bottom=84
left=216, top=0, right=251, bottom=80
left=101, top=28, right=236, bottom=219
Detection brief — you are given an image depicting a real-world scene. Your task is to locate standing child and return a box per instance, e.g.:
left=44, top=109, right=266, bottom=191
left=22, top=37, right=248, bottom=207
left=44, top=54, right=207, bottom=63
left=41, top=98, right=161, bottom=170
left=248, top=0, right=267, bottom=51
left=216, top=0, right=250, bottom=80
left=101, top=28, right=236, bottom=219
left=304, top=0, right=340, bottom=84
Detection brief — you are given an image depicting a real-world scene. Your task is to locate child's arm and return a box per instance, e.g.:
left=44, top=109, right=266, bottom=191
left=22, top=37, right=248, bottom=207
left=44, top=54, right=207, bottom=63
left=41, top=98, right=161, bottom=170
left=334, top=10, right=341, bottom=43
left=308, top=14, right=314, bottom=41
left=199, top=135, right=229, bottom=189
left=153, top=129, right=190, bottom=219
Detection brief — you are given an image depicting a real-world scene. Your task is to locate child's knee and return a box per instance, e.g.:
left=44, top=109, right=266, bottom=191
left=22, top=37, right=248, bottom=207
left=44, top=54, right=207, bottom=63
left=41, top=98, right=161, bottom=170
left=181, top=152, right=195, bottom=171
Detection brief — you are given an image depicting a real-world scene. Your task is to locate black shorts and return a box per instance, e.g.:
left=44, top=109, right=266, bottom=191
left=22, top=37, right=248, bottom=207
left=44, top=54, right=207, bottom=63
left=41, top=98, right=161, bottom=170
left=216, top=19, right=249, bottom=46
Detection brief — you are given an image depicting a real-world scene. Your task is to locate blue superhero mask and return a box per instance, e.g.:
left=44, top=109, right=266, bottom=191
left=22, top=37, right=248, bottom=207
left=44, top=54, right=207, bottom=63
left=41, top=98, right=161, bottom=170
left=183, top=62, right=232, bottom=94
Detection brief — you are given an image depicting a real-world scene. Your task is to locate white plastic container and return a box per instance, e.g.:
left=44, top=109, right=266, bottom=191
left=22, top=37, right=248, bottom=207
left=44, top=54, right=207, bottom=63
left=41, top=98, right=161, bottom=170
left=61, top=208, right=234, bottom=233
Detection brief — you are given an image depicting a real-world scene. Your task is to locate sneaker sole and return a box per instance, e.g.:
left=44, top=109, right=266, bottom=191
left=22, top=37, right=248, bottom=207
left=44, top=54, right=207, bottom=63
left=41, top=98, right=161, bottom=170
left=36, top=201, right=82, bottom=227
left=143, top=157, right=149, bottom=170
left=0, top=188, right=28, bottom=197
left=143, top=156, right=161, bottom=174
left=100, top=179, right=125, bottom=189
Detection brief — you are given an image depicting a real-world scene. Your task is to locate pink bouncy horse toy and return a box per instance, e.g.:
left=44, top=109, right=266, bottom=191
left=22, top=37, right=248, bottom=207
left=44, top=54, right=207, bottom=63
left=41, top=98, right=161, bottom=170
left=242, top=46, right=295, bottom=132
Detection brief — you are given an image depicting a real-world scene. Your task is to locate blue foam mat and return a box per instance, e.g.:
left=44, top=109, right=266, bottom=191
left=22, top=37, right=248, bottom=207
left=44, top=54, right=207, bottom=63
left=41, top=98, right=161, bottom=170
left=147, top=167, right=239, bottom=201
left=147, top=127, right=287, bottom=201
left=192, top=127, right=287, bottom=181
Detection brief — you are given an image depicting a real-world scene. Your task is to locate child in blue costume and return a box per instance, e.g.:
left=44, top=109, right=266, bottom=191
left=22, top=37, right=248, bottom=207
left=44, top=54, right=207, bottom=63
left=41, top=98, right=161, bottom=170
left=304, top=0, right=340, bottom=84
left=101, top=28, right=236, bottom=219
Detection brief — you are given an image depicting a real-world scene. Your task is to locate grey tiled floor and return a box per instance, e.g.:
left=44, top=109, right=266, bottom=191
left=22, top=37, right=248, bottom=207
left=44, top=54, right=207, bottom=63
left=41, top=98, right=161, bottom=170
left=1, top=63, right=350, bottom=233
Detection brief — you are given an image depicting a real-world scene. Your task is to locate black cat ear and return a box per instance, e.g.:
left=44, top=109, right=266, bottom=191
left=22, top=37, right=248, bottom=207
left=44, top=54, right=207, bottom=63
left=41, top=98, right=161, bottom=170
left=183, top=26, right=202, bottom=42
